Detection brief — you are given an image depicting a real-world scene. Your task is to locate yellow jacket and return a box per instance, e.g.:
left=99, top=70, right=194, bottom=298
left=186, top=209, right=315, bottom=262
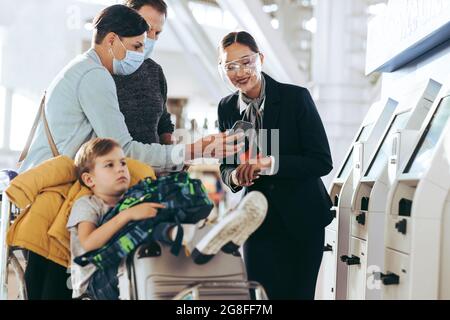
left=6, top=156, right=156, bottom=267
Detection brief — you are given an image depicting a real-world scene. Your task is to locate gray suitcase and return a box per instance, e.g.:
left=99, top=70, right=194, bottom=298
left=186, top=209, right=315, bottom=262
left=117, top=225, right=267, bottom=300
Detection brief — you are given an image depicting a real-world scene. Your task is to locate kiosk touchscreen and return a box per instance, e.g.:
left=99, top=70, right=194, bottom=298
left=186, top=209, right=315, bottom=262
left=381, top=89, right=450, bottom=299
left=316, top=98, right=397, bottom=300
left=342, top=79, right=442, bottom=300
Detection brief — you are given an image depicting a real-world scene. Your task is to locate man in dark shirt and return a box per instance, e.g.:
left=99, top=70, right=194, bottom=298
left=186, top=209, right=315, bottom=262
left=115, top=0, right=173, bottom=145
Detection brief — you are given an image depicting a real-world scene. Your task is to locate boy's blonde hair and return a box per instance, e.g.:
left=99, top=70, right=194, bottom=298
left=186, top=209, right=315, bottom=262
left=74, top=138, right=122, bottom=186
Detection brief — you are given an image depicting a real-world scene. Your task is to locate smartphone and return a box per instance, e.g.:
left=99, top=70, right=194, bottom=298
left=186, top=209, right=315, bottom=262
left=230, top=120, right=254, bottom=133
left=229, top=120, right=256, bottom=157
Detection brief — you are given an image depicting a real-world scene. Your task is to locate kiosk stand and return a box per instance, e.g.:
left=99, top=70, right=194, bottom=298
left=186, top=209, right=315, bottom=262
left=381, top=90, right=450, bottom=299
left=344, top=79, right=441, bottom=300
left=316, top=98, right=397, bottom=300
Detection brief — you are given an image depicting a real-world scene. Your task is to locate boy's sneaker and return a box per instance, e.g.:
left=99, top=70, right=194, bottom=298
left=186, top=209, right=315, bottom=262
left=191, top=191, right=268, bottom=264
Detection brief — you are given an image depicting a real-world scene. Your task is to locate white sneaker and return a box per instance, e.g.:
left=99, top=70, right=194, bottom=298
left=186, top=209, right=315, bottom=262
left=191, top=191, right=268, bottom=264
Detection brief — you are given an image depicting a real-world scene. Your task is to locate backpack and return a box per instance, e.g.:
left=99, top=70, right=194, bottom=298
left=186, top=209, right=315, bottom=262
left=74, top=172, right=213, bottom=269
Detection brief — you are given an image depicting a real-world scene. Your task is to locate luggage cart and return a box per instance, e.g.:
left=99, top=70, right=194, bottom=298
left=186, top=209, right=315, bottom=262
left=1, top=170, right=267, bottom=300
left=0, top=170, right=27, bottom=300
left=117, top=238, right=268, bottom=300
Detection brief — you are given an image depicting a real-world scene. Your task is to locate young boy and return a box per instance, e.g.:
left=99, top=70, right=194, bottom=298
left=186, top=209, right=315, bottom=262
left=67, top=138, right=160, bottom=299
left=67, top=138, right=267, bottom=300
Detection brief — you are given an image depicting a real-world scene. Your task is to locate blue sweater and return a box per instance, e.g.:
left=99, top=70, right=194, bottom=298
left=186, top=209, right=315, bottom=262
left=20, top=49, right=185, bottom=173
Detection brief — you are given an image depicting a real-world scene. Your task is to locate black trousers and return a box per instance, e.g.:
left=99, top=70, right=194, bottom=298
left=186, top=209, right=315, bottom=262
left=244, top=228, right=325, bottom=300
left=24, top=251, right=72, bottom=300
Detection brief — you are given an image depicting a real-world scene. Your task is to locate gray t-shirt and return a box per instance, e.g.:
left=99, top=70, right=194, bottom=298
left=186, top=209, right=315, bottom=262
left=67, top=195, right=111, bottom=298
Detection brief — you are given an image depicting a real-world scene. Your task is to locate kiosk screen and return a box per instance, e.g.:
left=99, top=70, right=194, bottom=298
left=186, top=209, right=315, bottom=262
left=365, top=112, right=410, bottom=178
left=337, top=124, right=374, bottom=178
left=404, top=96, right=450, bottom=175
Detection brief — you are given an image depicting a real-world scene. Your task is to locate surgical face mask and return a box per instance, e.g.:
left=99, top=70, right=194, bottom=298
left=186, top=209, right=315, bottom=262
left=111, top=37, right=145, bottom=76
left=144, top=37, right=156, bottom=59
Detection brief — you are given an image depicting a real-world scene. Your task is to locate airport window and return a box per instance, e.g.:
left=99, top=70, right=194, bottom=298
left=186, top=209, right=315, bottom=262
left=10, top=92, right=38, bottom=151
left=0, top=86, right=5, bottom=148
left=188, top=1, right=238, bottom=29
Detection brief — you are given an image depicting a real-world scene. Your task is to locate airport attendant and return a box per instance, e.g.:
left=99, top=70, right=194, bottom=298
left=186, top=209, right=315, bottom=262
left=217, top=31, right=334, bottom=299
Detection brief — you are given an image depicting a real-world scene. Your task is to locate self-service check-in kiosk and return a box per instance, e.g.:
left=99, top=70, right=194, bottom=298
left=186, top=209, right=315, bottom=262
left=343, top=79, right=442, bottom=300
left=316, top=98, right=397, bottom=300
left=379, top=88, right=450, bottom=299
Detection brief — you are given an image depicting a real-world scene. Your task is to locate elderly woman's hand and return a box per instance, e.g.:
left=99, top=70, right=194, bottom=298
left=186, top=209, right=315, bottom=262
left=186, top=132, right=245, bottom=161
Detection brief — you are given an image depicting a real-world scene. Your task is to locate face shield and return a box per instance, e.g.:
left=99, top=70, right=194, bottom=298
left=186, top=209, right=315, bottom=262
left=218, top=52, right=262, bottom=92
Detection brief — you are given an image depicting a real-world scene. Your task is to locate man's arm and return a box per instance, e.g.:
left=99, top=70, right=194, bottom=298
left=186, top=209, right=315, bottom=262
left=157, top=68, right=175, bottom=145
left=159, top=133, right=173, bottom=145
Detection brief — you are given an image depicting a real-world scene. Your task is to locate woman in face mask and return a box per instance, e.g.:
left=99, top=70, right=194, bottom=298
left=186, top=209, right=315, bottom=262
left=110, top=35, right=146, bottom=76
left=114, top=0, right=174, bottom=146
left=217, top=31, right=334, bottom=300
left=19, top=4, right=242, bottom=300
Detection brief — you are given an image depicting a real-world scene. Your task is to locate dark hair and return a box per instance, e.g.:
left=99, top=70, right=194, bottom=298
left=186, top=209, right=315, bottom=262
left=74, top=138, right=122, bottom=187
left=220, top=31, right=260, bottom=54
left=92, top=4, right=149, bottom=45
left=124, top=0, right=168, bottom=16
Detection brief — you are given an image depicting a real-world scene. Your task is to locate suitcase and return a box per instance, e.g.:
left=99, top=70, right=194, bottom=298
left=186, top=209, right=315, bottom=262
left=117, top=224, right=268, bottom=300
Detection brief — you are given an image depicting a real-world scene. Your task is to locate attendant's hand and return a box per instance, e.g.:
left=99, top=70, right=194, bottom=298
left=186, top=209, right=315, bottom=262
left=232, top=157, right=272, bottom=186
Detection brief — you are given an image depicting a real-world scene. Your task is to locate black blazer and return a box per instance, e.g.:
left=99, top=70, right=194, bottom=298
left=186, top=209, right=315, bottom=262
left=218, top=73, right=334, bottom=240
